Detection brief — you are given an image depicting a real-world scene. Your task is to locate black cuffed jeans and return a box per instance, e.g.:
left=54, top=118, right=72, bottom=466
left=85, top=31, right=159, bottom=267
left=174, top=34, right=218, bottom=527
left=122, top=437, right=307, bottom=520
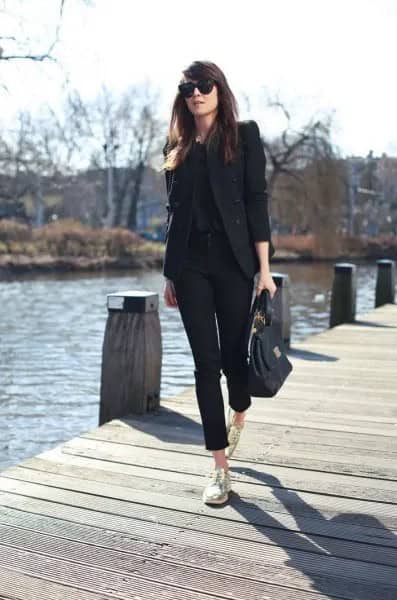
left=173, top=227, right=255, bottom=451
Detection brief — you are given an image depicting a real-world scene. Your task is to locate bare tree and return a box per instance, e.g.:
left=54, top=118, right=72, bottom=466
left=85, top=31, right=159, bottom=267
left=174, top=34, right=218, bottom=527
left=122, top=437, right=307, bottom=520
left=63, top=84, right=162, bottom=229
left=0, top=0, right=94, bottom=61
left=0, top=0, right=66, bottom=64
left=0, top=111, right=63, bottom=224
left=265, top=105, right=345, bottom=253
left=262, top=99, right=336, bottom=198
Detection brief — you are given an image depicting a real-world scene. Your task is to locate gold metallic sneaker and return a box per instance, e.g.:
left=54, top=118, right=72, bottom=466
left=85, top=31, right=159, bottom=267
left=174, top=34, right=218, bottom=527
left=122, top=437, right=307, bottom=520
left=202, top=466, right=232, bottom=504
left=225, top=406, right=245, bottom=458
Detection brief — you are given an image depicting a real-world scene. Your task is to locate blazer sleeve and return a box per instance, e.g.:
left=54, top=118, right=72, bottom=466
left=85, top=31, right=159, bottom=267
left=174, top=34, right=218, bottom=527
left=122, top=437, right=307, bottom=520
left=243, top=120, right=271, bottom=242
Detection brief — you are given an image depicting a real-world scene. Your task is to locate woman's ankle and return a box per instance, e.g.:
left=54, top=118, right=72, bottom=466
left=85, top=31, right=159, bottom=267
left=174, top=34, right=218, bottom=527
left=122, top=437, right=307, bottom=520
left=215, top=462, right=229, bottom=472
left=212, top=448, right=229, bottom=471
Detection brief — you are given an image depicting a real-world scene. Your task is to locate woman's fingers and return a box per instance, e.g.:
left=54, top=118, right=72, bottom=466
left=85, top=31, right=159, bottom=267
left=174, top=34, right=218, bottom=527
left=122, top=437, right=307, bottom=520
left=165, top=288, right=174, bottom=307
left=163, top=285, right=171, bottom=307
left=169, top=282, right=178, bottom=306
left=164, top=282, right=178, bottom=307
left=256, top=282, right=277, bottom=298
left=170, top=291, right=177, bottom=306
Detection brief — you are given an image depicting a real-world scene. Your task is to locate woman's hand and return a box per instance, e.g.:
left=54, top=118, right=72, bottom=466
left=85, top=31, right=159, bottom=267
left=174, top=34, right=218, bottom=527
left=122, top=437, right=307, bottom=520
left=256, top=270, right=277, bottom=298
left=164, top=279, right=178, bottom=307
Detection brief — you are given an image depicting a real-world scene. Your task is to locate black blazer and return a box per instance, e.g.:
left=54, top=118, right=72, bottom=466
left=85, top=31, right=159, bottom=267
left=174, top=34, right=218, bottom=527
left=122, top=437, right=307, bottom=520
left=162, top=120, right=275, bottom=282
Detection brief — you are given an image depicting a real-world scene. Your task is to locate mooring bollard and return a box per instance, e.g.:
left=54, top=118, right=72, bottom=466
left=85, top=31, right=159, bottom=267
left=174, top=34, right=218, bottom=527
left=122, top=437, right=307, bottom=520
left=271, top=272, right=291, bottom=348
left=329, top=263, right=357, bottom=328
left=99, top=290, right=162, bottom=425
left=375, top=259, right=395, bottom=307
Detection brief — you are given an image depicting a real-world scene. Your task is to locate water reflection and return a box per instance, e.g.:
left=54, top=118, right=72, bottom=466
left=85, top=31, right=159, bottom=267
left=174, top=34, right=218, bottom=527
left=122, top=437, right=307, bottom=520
left=0, top=262, right=378, bottom=471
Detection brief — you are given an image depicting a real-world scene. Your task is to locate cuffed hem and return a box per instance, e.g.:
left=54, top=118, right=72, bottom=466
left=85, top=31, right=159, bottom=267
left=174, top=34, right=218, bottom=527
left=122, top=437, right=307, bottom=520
left=205, top=440, right=229, bottom=451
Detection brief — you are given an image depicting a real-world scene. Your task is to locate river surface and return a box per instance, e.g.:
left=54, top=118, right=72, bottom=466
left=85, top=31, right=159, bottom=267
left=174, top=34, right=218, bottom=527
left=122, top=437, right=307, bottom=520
left=0, top=262, right=378, bottom=472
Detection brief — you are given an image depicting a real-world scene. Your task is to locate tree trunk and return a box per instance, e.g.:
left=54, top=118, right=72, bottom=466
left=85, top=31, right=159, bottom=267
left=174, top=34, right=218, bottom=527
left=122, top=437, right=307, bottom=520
left=127, top=161, right=145, bottom=230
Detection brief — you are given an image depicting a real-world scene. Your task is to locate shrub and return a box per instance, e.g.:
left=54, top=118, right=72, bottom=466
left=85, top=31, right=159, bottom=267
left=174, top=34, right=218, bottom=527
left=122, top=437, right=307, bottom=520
left=0, top=219, right=32, bottom=242
left=1, top=218, right=167, bottom=264
left=366, top=234, right=397, bottom=257
left=102, top=227, right=144, bottom=256
left=273, top=234, right=315, bottom=255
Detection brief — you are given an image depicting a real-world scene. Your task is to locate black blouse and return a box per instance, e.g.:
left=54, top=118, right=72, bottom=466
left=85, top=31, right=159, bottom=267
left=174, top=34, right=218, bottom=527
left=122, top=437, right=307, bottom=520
left=190, top=141, right=224, bottom=234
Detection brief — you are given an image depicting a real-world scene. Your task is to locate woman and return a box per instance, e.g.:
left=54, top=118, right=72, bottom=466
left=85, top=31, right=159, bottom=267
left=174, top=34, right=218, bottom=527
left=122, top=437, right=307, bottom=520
left=161, top=60, right=276, bottom=505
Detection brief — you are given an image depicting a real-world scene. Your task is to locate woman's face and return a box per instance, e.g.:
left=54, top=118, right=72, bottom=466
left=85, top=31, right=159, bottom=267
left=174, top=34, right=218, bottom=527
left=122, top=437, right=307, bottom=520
left=183, top=77, right=219, bottom=119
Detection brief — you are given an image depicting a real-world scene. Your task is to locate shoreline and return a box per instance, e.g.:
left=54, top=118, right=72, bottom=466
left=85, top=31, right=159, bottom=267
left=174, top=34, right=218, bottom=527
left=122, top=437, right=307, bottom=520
left=1, top=220, right=395, bottom=280
left=0, top=250, right=389, bottom=280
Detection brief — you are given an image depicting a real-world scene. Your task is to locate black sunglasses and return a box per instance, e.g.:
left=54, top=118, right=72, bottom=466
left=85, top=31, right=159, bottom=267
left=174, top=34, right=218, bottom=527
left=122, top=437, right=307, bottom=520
left=178, top=78, right=215, bottom=98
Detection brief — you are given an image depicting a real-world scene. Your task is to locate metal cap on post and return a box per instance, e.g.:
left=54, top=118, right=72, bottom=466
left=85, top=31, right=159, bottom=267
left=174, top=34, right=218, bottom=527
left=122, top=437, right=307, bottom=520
left=375, top=259, right=395, bottom=307
left=107, top=290, right=159, bottom=312
left=99, top=290, right=162, bottom=426
left=271, top=272, right=291, bottom=348
left=330, top=263, right=357, bottom=328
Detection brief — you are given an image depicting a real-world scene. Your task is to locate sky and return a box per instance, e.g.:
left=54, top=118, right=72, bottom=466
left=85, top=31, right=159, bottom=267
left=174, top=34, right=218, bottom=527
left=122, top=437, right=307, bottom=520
left=1, top=0, right=396, bottom=157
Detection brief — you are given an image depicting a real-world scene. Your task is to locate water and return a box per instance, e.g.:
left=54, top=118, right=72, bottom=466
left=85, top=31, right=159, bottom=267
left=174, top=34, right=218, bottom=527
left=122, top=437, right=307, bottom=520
left=0, top=262, right=379, bottom=472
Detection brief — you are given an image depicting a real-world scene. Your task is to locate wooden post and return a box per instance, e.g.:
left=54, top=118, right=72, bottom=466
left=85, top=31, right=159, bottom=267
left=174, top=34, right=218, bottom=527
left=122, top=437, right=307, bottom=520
left=99, top=290, right=162, bottom=425
left=375, top=259, right=395, bottom=307
left=271, top=272, right=291, bottom=348
left=329, top=263, right=357, bottom=328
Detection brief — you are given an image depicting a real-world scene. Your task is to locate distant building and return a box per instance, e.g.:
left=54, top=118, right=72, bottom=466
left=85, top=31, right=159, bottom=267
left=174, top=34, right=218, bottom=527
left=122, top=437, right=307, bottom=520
left=344, top=151, right=396, bottom=235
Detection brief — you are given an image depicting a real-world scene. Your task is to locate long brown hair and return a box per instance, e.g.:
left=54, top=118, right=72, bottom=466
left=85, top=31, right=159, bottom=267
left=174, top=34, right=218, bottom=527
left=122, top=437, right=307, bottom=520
left=161, top=60, right=240, bottom=172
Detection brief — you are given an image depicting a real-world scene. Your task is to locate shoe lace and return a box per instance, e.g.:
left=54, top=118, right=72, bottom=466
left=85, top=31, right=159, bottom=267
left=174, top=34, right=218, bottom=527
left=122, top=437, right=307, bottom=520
left=210, top=468, right=226, bottom=484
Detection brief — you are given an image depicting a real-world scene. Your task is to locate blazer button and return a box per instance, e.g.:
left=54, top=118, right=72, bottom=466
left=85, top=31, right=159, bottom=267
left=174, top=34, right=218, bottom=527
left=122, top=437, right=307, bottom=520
left=232, top=176, right=237, bottom=182
left=235, top=217, right=241, bottom=225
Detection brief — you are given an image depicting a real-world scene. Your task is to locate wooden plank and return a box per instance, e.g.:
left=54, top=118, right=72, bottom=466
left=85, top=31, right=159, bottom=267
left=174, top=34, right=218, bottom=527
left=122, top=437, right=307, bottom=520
left=99, top=414, right=396, bottom=455
left=167, top=382, right=397, bottom=400
left=82, top=418, right=397, bottom=471
left=2, top=463, right=397, bottom=552
left=274, top=372, right=397, bottom=388
left=0, top=567, right=115, bottom=600
left=0, top=499, right=396, bottom=600
left=1, top=522, right=396, bottom=600
left=4, top=455, right=397, bottom=548
left=160, top=400, right=397, bottom=437
left=96, top=411, right=396, bottom=456
left=60, top=436, right=397, bottom=509
left=288, top=344, right=397, bottom=358
left=28, top=446, right=397, bottom=504
left=0, top=546, right=224, bottom=600
left=1, top=496, right=396, bottom=570
left=273, top=359, right=396, bottom=370
left=116, top=389, right=397, bottom=414
left=1, top=488, right=395, bottom=587
left=99, top=413, right=397, bottom=452
left=63, top=431, right=397, bottom=481
left=34, top=432, right=397, bottom=503
left=162, top=395, right=397, bottom=425
left=1, top=462, right=396, bottom=540
left=249, top=390, right=397, bottom=408
left=0, top=496, right=395, bottom=588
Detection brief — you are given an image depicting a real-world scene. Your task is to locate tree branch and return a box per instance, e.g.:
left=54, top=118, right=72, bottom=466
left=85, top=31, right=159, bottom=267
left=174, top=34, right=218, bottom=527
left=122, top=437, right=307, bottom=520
left=0, top=0, right=65, bottom=62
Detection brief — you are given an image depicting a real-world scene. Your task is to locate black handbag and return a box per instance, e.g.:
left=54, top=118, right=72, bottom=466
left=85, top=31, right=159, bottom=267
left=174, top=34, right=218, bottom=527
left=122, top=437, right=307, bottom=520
left=246, top=289, right=293, bottom=397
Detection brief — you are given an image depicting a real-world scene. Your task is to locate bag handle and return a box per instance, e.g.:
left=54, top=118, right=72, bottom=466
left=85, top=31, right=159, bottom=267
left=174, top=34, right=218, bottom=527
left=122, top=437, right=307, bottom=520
left=243, top=289, right=274, bottom=353
left=252, top=289, right=273, bottom=324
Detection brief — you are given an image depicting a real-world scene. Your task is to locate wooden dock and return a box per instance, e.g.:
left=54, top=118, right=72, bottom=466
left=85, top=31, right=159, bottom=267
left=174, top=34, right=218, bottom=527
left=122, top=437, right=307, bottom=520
left=0, top=303, right=396, bottom=600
